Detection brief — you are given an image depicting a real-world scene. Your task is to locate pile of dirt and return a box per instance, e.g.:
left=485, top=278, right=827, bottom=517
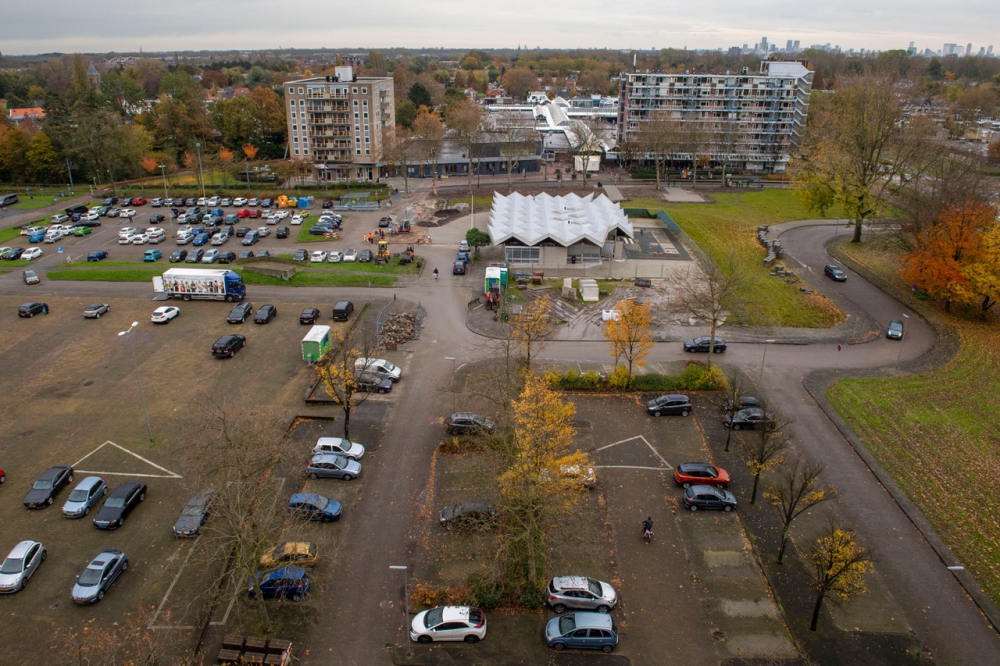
left=379, top=313, right=418, bottom=347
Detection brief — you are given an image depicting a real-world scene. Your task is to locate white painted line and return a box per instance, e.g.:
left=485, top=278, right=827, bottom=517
left=594, top=435, right=672, bottom=469
left=149, top=543, right=196, bottom=629
left=75, top=470, right=179, bottom=478
left=210, top=596, right=238, bottom=626
left=73, top=440, right=182, bottom=479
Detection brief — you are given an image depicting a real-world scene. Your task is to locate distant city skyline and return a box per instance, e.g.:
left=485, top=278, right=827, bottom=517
left=0, top=0, right=997, bottom=58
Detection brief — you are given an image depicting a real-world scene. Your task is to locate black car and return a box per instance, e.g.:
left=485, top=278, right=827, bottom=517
left=439, top=500, right=497, bottom=529
left=254, top=304, right=277, bottom=324
left=97, top=205, right=112, bottom=216
left=121, top=197, right=134, bottom=206
left=24, top=465, right=74, bottom=509
left=645, top=394, right=692, bottom=417
left=452, top=260, right=467, bottom=275
left=682, top=486, right=737, bottom=512
left=378, top=216, right=392, bottom=228
left=66, top=204, right=89, bottom=215
left=721, top=395, right=759, bottom=414
left=683, top=336, right=727, bottom=353
left=887, top=320, right=905, bottom=340
left=294, top=249, right=308, bottom=261
left=169, top=249, right=188, bottom=263
left=322, top=199, right=333, bottom=208
left=217, top=250, right=237, bottom=264
left=172, top=488, right=216, bottom=537
left=444, top=413, right=495, bottom=436
left=103, top=197, right=118, bottom=206
left=150, top=214, right=166, bottom=224
left=93, top=481, right=146, bottom=529
left=358, top=249, right=372, bottom=263
left=276, top=226, right=289, bottom=239
left=309, top=224, right=335, bottom=236
left=212, top=334, right=246, bottom=357
left=300, top=308, right=321, bottom=324
left=824, top=264, right=847, bottom=282
left=185, top=248, right=205, bottom=263
left=18, top=302, right=48, bottom=317
left=355, top=373, right=393, bottom=394
left=332, top=301, right=354, bottom=321
left=3, top=247, right=25, bottom=260
left=238, top=250, right=254, bottom=259
left=227, top=301, right=253, bottom=324
left=723, top=407, right=776, bottom=431
left=254, top=249, right=270, bottom=257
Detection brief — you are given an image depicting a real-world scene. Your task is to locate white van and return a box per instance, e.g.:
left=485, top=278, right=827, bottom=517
left=354, top=358, right=401, bottom=382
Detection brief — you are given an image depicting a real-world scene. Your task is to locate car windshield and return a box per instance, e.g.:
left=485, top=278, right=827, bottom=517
left=68, top=488, right=91, bottom=502
left=472, top=416, right=485, bottom=425
left=0, top=558, right=24, bottom=575
left=425, top=607, right=444, bottom=628
left=181, top=504, right=205, bottom=516
left=333, top=458, right=347, bottom=470
left=105, top=497, right=126, bottom=508
left=587, top=579, right=602, bottom=596
left=87, top=304, right=102, bottom=310
left=77, top=567, right=104, bottom=586
left=32, top=479, right=53, bottom=490
left=713, top=489, right=727, bottom=500
left=309, top=496, right=329, bottom=510
left=558, top=615, right=576, bottom=635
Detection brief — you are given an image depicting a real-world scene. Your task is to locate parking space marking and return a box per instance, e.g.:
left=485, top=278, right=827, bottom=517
left=73, top=440, right=183, bottom=479
left=593, top=435, right=673, bottom=470
left=149, top=541, right=198, bottom=630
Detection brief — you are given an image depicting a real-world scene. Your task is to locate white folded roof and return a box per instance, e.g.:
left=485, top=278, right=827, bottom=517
left=488, top=192, right=634, bottom=248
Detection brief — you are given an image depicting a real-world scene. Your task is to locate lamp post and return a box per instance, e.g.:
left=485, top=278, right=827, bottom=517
left=195, top=142, right=206, bottom=199
left=444, top=357, right=457, bottom=412
left=389, top=565, right=411, bottom=657
left=757, top=339, right=776, bottom=393
left=159, top=164, right=169, bottom=200
left=118, top=322, right=153, bottom=442
left=244, top=156, right=251, bottom=195
left=895, top=314, right=909, bottom=368
left=918, top=565, right=964, bottom=657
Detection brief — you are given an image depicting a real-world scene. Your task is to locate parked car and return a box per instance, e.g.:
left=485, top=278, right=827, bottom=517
left=73, top=226, right=92, bottom=236
left=93, top=481, right=146, bottom=529
left=683, top=336, right=727, bottom=353
left=887, top=320, right=905, bottom=340
left=545, top=612, right=618, bottom=652
left=71, top=549, right=128, bottom=605
left=293, top=249, right=308, bottom=261
left=261, top=198, right=273, bottom=207
left=83, top=303, right=110, bottom=319
left=312, top=437, right=365, bottom=460
left=310, top=250, right=328, bottom=263
left=459, top=240, right=470, bottom=252
left=285, top=493, right=342, bottom=522
left=169, top=250, right=188, bottom=263
left=2, top=247, right=25, bottom=260
left=87, top=250, right=108, bottom=262
left=674, top=462, right=730, bottom=489
left=546, top=576, right=618, bottom=613
left=0, top=540, right=46, bottom=594
left=723, top=407, right=776, bottom=431
left=354, top=358, right=401, bottom=382
left=202, top=249, right=220, bottom=264
left=300, top=308, right=321, bottom=324
left=248, top=198, right=259, bottom=206
left=254, top=249, right=270, bottom=258
left=824, top=264, right=847, bottom=282
left=354, top=373, right=393, bottom=393
left=238, top=250, right=254, bottom=260
left=439, top=500, right=496, bottom=529
left=720, top=395, right=759, bottom=413
left=151, top=306, right=180, bottom=324
left=276, top=226, right=289, bottom=238
left=249, top=566, right=309, bottom=601
left=212, top=334, right=246, bottom=357
left=683, top=485, right=737, bottom=512
left=410, top=606, right=487, bottom=644
left=359, top=249, right=373, bottom=263
left=307, top=454, right=362, bottom=480
left=342, top=248, right=358, bottom=262
left=62, top=477, right=108, bottom=517
left=452, top=261, right=467, bottom=275
left=378, top=216, right=392, bottom=228
left=259, top=542, right=318, bottom=570
left=22, top=269, right=40, bottom=285
left=254, top=304, right=277, bottom=324
left=328, top=251, right=343, bottom=263
left=332, top=301, right=354, bottom=321
left=241, top=231, right=258, bottom=246
left=249, top=209, right=262, bottom=219
left=218, top=250, right=238, bottom=264
left=143, top=249, right=163, bottom=262
left=227, top=301, right=253, bottom=324
left=18, top=302, right=48, bottom=318
left=192, top=233, right=211, bottom=246
left=185, top=248, right=205, bottom=263
left=24, top=465, right=73, bottom=508
left=172, top=489, right=216, bottom=537
left=645, top=394, right=692, bottom=417
left=444, top=413, right=495, bottom=436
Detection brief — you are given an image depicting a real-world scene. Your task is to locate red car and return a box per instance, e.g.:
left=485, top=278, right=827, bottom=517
left=674, top=462, right=730, bottom=489
left=248, top=209, right=261, bottom=218
left=237, top=208, right=251, bottom=218
left=131, top=197, right=147, bottom=206
left=0, top=468, right=5, bottom=484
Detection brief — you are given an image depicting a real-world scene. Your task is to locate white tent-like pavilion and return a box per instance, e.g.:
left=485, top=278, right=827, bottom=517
left=487, top=192, right=634, bottom=266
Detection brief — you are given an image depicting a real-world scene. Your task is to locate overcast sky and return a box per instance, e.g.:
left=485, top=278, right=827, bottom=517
left=3, top=0, right=997, bottom=56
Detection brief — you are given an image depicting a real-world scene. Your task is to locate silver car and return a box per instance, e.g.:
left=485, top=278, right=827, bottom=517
left=0, top=540, right=46, bottom=593
left=62, top=476, right=108, bottom=518
left=546, top=576, right=618, bottom=613
left=71, top=549, right=128, bottom=605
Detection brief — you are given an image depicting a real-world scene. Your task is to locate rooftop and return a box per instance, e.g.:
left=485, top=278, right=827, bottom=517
left=488, top=192, right=633, bottom=248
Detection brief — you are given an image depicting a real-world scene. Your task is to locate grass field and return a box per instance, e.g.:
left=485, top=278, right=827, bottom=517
left=826, top=236, right=1000, bottom=606
left=625, top=189, right=845, bottom=328
left=8, top=199, right=57, bottom=210
left=0, top=227, right=24, bottom=243
left=447, top=196, right=494, bottom=210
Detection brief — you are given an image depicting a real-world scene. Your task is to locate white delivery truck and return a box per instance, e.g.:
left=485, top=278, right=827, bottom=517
left=153, top=268, right=246, bottom=302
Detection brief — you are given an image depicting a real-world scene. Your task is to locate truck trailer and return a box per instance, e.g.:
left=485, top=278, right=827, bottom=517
left=153, top=268, right=246, bottom=302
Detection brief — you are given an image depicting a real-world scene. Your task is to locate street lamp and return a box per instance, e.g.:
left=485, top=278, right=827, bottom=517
left=118, top=322, right=153, bottom=442
left=895, top=314, right=909, bottom=368
left=159, top=164, right=169, bottom=201
left=389, top=565, right=411, bottom=657
left=918, top=565, right=964, bottom=657
left=244, top=156, right=251, bottom=195
left=757, top=339, right=776, bottom=393
left=195, top=142, right=206, bottom=199
left=444, top=357, right=457, bottom=412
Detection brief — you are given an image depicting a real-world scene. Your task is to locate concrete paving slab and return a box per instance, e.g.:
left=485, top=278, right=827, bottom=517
left=662, top=187, right=708, bottom=203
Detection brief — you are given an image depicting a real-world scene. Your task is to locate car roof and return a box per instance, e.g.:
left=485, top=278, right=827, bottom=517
left=75, top=476, right=105, bottom=489
left=289, top=493, right=325, bottom=505
left=737, top=407, right=765, bottom=417
left=449, top=412, right=480, bottom=420
left=567, top=612, right=614, bottom=629
left=7, top=540, right=41, bottom=558
left=456, top=500, right=494, bottom=512
left=90, top=548, right=124, bottom=564
left=41, top=465, right=71, bottom=478
left=262, top=566, right=307, bottom=581
left=551, top=575, right=592, bottom=592
left=109, top=481, right=143, bottom=497
left=677, top=462, right=713, bottom=473
left=317, top=437, right=348, bottom=446
left=276, top=542, right=314, bottom=556
left=310, top=453, right=347, bottom=462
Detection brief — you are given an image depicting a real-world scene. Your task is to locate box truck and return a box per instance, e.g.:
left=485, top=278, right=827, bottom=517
left=153, top=268, right=246, bottom=302
left=302, top=325, right=331, bottom=364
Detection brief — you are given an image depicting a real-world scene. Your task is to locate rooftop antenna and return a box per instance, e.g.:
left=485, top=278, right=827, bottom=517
left=633, top=53, right=636, bottom=68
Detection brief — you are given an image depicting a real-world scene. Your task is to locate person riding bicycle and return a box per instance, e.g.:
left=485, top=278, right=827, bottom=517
left=433, top=268, right=439, bottom=279
left=642, top=516, right=653, bottom=537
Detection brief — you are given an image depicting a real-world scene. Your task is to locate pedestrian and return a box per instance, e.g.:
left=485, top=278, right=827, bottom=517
left=42, top=304, right=49, bottom=314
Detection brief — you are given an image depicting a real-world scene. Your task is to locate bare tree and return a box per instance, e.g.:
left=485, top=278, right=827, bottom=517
left=636, top=110, right=683, bottom=190
left=569, top=117, right=607, bottom=190
left=446, top=100, right=486, bottom=190
left=680, top=121, right=709, bottom=188
left=720, top=371, right=750, bottom=452
left=734, top=406, right=789, bottom=504
left=715, top=118, right=744, bottom=186
left=315, top=326, right=379, bottom=440
left=413, top=109, right=445, bottom=194
left=492, top=109, right=538, bottom=192
left=510, top=293, right=554, bottom=371
left=382, top=128, right=418, bottom=194
left=764, top=458, right=837, bottom=563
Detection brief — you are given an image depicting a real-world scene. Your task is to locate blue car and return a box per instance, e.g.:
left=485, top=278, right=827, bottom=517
left=87, top=250, right=108, bottom=262
left=249, top=566, right=309, bottom=601
left=285, top=493, right=342, bottom=522
left=192, top=233, right=210, bottom=246
left=29, top=231, right=46, bottom=243
left=62, top=476, right=108, bottom=518
left=545, top=612, right=618, bottom=653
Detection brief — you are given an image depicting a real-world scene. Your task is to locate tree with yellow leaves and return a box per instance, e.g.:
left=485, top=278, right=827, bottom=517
left=510, top=294, right=554, bottom=371
left=736, top=406, right=789, bottom=504
left=764, top=457, right=837, bottom=563
left=809, top=523, right=874, bottom=631
left=314, top=329, right=377, bottom=440
left=602, top=299, right=655, bottom=387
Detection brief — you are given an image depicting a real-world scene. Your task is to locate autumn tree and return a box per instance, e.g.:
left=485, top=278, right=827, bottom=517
left=988, top=140, right=1000, bottom=164
left=501, top=68, right=539, bottom=100
left=382, top=128, right=418, bottom=194
left=510, top=294, right=555, bottom=370
left=636, top=110, right=683, bottom=190
left=735, top=407, right=789, bottom=504
left=0, top=123, right=30, bottom=183
left=315, top=327, right=378, bottom=440
left=52, top=605, right=188, bottom=666
left=242, top=143, right=259, bottom=161
left=26, top=131, right=62, bottom=183
left=721, top=371, right=750, bottom=452
left=670, top=251, right=748, bottom=368
left=408, top=82, right=432, bottom=110
left=446, top=99, right=486, bottom=189
left=809, top=523, right=874, bottom=631
left=602, top=299, right=655, bottom=387
left=413, top=108, right=445, bottom=193
left=218, top=147, right=235, bottom=188
left=492, top=109, right=538, bottom=191
left=764, top=458, right=837, bottom=563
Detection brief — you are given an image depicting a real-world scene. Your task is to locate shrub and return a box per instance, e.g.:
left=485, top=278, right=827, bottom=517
left=580, top=370, right=602, bottom=389
left=467, top=571, right=505, bottom=610
left=608, top=365, right=632, bottom=390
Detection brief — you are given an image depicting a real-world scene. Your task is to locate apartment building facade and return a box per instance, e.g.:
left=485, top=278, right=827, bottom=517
left=617, top=61, right=812, bottom=173
left=283, top=67, right=394, bottom=182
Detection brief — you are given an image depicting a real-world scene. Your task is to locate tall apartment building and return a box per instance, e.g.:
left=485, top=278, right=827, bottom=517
left=617, top=61, right=812, bottom=172
left=283, top=66, right=395, bottom=182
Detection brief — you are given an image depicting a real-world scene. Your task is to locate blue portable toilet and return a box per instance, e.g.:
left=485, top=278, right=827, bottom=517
left=298, top=197, right=309, bottom=208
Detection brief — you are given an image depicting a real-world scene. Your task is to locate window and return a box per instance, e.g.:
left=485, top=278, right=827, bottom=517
left=303, top=149, right=308, bottom=154
left=299, top=100, right=304, bottom=106
left=362, top=88, right=367, bottom=94
left=356, top=149, right=362, bottom=155
left=505, top=247, right=540, bottom=264
left=363, top=112, right=368, bottom=119
left=291, top=112, right=296, bottom=119
left=298, top=88, right=304, bottom=94
left=292, top=124, right=297, bottom=130
left=294, top=149, right=299, bottom=155
left=289, top=99, right=295, bottom=107
left=352, top=87, right=358, bottom=94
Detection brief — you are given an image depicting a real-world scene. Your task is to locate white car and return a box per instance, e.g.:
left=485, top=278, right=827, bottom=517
left=248, top=198, right=259, bottom=206
left=290, top=215, right=303, bottom=225
left=410, top=606, right=487, bottom=644
left=89, top=206, right=103, bottom=214
left=0, top=540, right=46, bottom=594
left=44, top=232, right=64, bottom=243
left=328, top=251, right=343, bottom=263
left=265, top=214, right=278, bottom=225
left=277, top=211, right=290, bottom=220
left=21, top=247, right=42, bottom=260
left=312, top=437, right=365, bottom=460
left=233, top=197, right=247, bottom=206
left=85, top=212, right=100, bottom=221
left=118, top=234, right=136, bottom=245
left=207, top=196, right=220, bottom=206
left=147, top=227, right=165, bottom=236
left=255, top=227, right=270, bottom=237
left=151, top=306, right=180, bottom=324
left=120, top=209, right=137, bottom=219
left=131, top=234, right=149, bottom=245
left=21, top=226, right=45, bottom=236
left=197, top=197, right=208, bottom=206
left=310, top=250, right=328, bottom=263
left=202, top=249, right=220, bottom=263
left=177, top=213, right=189, bottom=224
left=342, top=248, right=358, bottom=262
left=459, top=240, right=470, bottom=252
left=119, top=227, right=138, bottom=236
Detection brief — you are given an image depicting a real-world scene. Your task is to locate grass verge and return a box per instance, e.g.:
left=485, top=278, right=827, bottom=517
left=48, top=268, right=162, bottom=282
left=8, top=200, right=56, bottom=210
left=626, top=189, right=845, bottom=328
left=47, top=267, right=397, bottom=287
left=0, top=227, right=24, bottom=243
